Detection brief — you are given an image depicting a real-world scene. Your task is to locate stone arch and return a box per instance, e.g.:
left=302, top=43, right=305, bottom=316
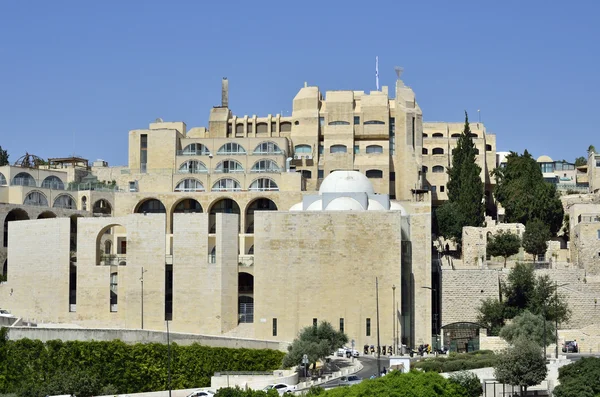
left=42, top=175, right=65, bottom=190
left=244, top=198, right=277, bottom=233
left=24, top=190, right=48, bottom=206
left=93, top=199, right=112, bottom=216
left=3, top=208, right=29, bottom=247
left=208, top=197, right=241, bottom=233
left=53, top=193, right=77, bottom=209
left=170, top=198, right=203, bottom=233
left=96, top=224, right=128, bottom=266
left=12, top=172, right=36, bottom=187
left=238, top=272, right=254, bottom=323
left=38, top=211, right=57, bottom=219
left=134, top=198, right=166, bottom=214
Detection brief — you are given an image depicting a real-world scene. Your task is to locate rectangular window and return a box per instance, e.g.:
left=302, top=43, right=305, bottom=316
left=273, top=318, right=278, bottom=336
left=354, top=145, right=359, bottom=154
left=354, top=116, right=360, bottom=125
left=165, top=265, right=173, bottom=321
left=313, top=318, right=318, bottom=328
left=339, top=318, right=344, bottom=333
left=431, top=185, right=437, bottom=193
left=319, top=145, right=324, bottom=155
left=389, top=117, right=396, bottom=155
left=318, top=170, right=324, bottom=179
left=597, top=230, right=600, bottom=239
left=366, top=318, right=371, bottom=336
left=271, top=122, right=277, bottom=133
left=412, top=117, right=416, bottom=149
left=440, top=185, right=445, bottom=192
left=140, top=134, right=148, bottom=173
left=319, top=117, right=325, bottom=128
left=247, top=123, right=253, bottom=134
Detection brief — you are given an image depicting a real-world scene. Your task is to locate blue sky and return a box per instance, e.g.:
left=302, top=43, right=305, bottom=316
left=1, top=0, right=598, bottom=166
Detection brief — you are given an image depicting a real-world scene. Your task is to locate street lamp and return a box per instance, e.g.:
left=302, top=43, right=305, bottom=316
left=140, top=267, right=148, bottom=329
left=166, top=320, right=172, bottom=397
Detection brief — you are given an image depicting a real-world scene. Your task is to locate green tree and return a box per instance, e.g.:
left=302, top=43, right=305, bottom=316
left=493, top=150, right=564, bottom=235
left=574, top=156, right=587, bottom=167
left=504, top=263, right=536, bottom=318
left=448, top=371, right=483, bottom=397
left=499, top=310, right=554, bottom=347
left=477, top=298, right=506, bottom=336
left=486, top=230, right=521, bottom=267
left=494, top=338, right=547, bottom=397
left=522, top=220, right=551, bottom=261
left=553, top=357, right=600, bottom=397
left=0, top=146, right=8, bottom=166
left=528, top=275, right=571, bottom=324
left=588, top=145, right=596, bottom=154
left=436, top=112, right=485, bottom=244
left=282, top=321, right=348, bottom=369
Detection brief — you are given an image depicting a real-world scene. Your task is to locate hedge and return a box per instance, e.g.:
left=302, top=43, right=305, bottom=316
left=412, top=350, right=498, bottom=373
left=0, top=328, right=284, bottom=396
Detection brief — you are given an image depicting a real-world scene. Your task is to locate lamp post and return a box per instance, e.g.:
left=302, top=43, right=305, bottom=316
left=166, top=320, right=172, bottom=397
left=392, top=285, right=396, bottom=355
left=140, top=267, right=148, bottom=329
left=376, top=277, right=381, bottom=377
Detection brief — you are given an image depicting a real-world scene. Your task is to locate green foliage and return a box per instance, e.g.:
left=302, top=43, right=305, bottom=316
left=436, top=112, right=485, bottom=244
left=499, top=310, right=554, bottom=347
left=477, top=298, right=506, bottom=336
left=0, top=146, right=8, bottom=167
left=504, top=263, right=536, bottom=316
left=486, top=230, right=521, bottom=267
left=214, top=386, right=278, bottom=397
left=493, top=150, right=564, bottom=236
left=448, top=371, right=483, bottom=397
left=0, top=334, right=284, bottom=395
left=574, top=156, right=587, bottom=167
left=413, top=350, right=497, bottom=373
left=494, top=338, right=547, bottom=395
left=553, top=357, right=600, bottom=397
left=588, top=145, right=596, bottom=154
left=562, top=214, right=570, bottom=240
left=522, top=219, right=551, bottom=259
left=282, top=321, right=347, bottom=368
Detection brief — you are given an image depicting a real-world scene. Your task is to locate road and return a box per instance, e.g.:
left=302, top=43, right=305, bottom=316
left=318, top=355, right=390, bottom=389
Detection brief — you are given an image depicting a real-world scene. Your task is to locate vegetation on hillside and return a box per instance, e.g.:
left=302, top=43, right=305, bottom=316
left=553, top=357, right=600, bottom=397
left=412, top=350, right=497, bottom=373
left=282, top=321, right=347, bottom=369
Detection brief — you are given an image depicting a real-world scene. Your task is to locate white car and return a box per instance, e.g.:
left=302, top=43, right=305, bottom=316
left=186, top=390, right=214, bottom=397
left=262, top=383, right=297, bottom=394
left=0, top=309, right=14, bottom=318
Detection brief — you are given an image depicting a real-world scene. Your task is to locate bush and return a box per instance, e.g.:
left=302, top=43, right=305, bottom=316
left=414, top=360, right=444, bottom=373
left=413, top=350, right=497, bottom=373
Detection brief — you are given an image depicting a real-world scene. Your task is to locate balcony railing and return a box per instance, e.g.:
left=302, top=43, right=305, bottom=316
left=176, top=150, right=210, bottom=156
left=99, top=255, right=127, bottom=266
left=238, top=255, right=254, bottom=267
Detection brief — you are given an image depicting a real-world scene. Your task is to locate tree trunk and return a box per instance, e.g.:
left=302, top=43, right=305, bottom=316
left=504, top=256, right=507, bottom=268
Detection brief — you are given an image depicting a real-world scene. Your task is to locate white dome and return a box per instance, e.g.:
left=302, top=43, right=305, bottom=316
left=537, top=155, right=553, bottom=163
left=367, top=199, right=387, bottom=211
left=325, top=197, right=365, bottom=211
left=289, top=202, right=303, bottom=211
left=306, top=199, right=322, bottom=211
left=319, top=171, right=375, bottom=195
left=390, top=201, right=407, bottom=215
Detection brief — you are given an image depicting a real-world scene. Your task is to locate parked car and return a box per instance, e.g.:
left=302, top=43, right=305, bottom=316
left=0, top=309, right=14, bottom=318
left=340, top=375, right=362, bottom=386
left=262, top=383, right=296, bottom=395
left=562, top=341, right=578, bottom=353
left=186, top=390, right=214, bottom=397
left=337, top=348, right=346, bottom=357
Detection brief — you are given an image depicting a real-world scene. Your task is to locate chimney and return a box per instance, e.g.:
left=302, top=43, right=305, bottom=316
left=222, top=77, right=229, bottom=108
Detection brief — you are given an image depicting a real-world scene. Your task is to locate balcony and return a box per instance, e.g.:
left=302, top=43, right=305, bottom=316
left=238, top=255, right=254, bottom=267
left=176, top=150, right=209, bottom=156
left=99, top=255, right=127, bottom=266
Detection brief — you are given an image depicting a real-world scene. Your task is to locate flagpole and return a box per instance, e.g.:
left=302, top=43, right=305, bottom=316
left=376, top=56, right=380, bottom=91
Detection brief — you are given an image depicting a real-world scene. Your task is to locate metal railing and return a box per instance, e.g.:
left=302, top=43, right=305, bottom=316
left=99, top=255, right=127, bottom=266
left=238, top=255, right=254, bottom=267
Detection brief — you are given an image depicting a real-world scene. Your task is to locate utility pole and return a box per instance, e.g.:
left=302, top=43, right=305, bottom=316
left=376, top=277, right=381, bottom=377
left=140, top=267, right=147, bottom=329
left=167, top=320, right=172, bottom=397
left=392, top=285, right=396, bottom=355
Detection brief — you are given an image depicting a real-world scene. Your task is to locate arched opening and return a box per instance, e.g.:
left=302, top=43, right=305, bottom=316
left=24, top=191, right=48, bottom=206
left=3, top=208, right=29, bottom=247
left=254, top=141, right=283, bottom=155
left=0, top=172, right=6, bottom=186
left=96, top=224, right=127, bottom=266
left=432, top=148, right=444, bottom=155
left=212, top=178, right=241, bottom=192
left=178, top=160, right=207, bottom=174
left=81, top=196, right=87, bottom=211
left=209, top=198, right=240, bottom=233
left=135, top=198, right=166, bottom=214
left=12, top=172, right=36, bottom=187
left=174, top=178, right=205, bottom=192
left=432, top=166, right=445, bottom=173
left=217, top=143, right=246, bottom=155
left=171, top=198, right=203, bottom=233
left=280, top=122, right=292, bottom=132
left=93, top=199, right=112, bottom=216
left=245, top=198, right=277, bottom=233
left=42, top=176, right=65, bottom=190
left=251, top=159, right=280, bottom=173
left=432, top=133, right=444, bottom=138
left=53, top=194, right=76, bottom=209
left=249, top=178, right=279, bottom=192
left=451, top=133, right=461, bottom=138
left=238, top=272, right=254, bottom=323
left=181, top=143, right=209, bottom=155
left=38, top=211, right=56, bottom=219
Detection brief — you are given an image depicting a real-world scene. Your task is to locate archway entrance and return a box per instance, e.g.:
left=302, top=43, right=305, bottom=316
left=38, top=211, right=56, bottom=219
left=93, top=199, right=112, bottom=216
left=3, top=208, right=29, bottom=247
left=135, top=198, right=166, bottom=214
left=245, top=198, right=277, bottom=233
left=238, top=272, right=254, bottom=323
left=209, top=198, right=240, bottom=233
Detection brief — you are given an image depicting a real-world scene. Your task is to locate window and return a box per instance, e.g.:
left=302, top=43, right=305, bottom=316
left=251, top=159, right=280, bottom=173
left=209, top=246, right=216, bottom=263
left=422, top=166, right=429, bottom=173
left=340, top=318, right=344, bottom=333
left=254, top=141, right=283, bottom=155
left=181, top=143, right=209, bottom=155
left=390, top=172, right=396, bottom=181
left=354, top=145, right=359, bottom=154
left=451, top=133, right=461, bottom=138
left=140, top=134, right=147, bottom=173
left=328, top=120, right=350, bottom=125
left=366, top=145, right=383, bottom=154
left=175, top=178, right=205, bottom=192
left=217, top=142, right=246, bottom=155
left=295, top=144, right=312, bottom=154
left=281, top=121, right=292, bottom=132
left=423, top=133, right=428, bottom=138
left=256, top=123, right=268, bottom=134
left=440, top=185, right=445, bottom=192
left=432, top=148, right=444, bottom=155
left=104, top=240, right=112, bottom=255
left=474, top=148, right=480, bottom=155
left=486, top=144, right=492, bottom=151
left=294, top=120, right=299, bottom=125
left=366, top=318, right=371, bottom=336
left=301, top=170, right=312, bottom=179
left=212, top=178, right=241, bottom=192
left=469, top=133, right=478, bottom=138
left=354, top=116, right=360, bottom=125
left=24, top=191, right=48, bottom=206
left=313, top=318, right=318, bottom=327
left=249, top=178, right=279, bottom=191
left=597, top=230, right=600, bottom=239
left=318, top=145, right=324, bottom=155
left=215, top=160, right=244, bottom=173
left=364, top=120, right=385, bottom=125
left=42, top=176, right=64, bottom=190
left=432, top=133, right=444, bottom=138
left=273, top=318, right=278, bottom=336
left=540, top=163, right=554, bottom=173
left=110, top=272, right=118, bottom=312
left=330, top=145, right=347, bottom=154
left=431, top=185, right=437, bottom=193
left=432, top=165, right=445, bottom=173
left=271, top=122, right=277, bottom=133
left=366, top=170, right=383, bottom=178
left=0, top=172, right=5, bottom=185
left=178, top=160, right=207, bottom=174
left=319, top=117, right=325, bottom=127
left=318, top=169, right=324, bottom=178
left=422, top=148, right=428, bottom=155
left=81, top=196, right=87, bottom=211
left=247, top=123, right=253, bottom=134
left=53, top=194, right=76, bottom=209
left=235, top=124, right=244, bottom=135
left=12, top=172, right=36, bottom=187
left=165, top=265, right=173, bottom=321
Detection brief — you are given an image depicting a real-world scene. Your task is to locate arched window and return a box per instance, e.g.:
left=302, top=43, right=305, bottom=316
left=366, top=170, right=383, bottom=179
left=249, top=178, right=279, bottom=191
left=42, top=176, right=64, bottom=190
left=422, top=148, right=428, bottom=155
left=175, top=178, right=205, bottom=192
left=178, top=160, right=207, bottom=174
left=422, top=166, right=428, bottom=173
left=254, top=141, right=283, bottom=155
left=135, top=199, right=166, bottom=213
left=432, top=133, right=444, bottom=138
left=0, top=173, right=6, bottom=186
left=451, top=133, right=461, bottom=138
left=294, top=144, right=312, bottom=154
left=12, top=172, right=36, bottom=187
left=81, top=196, right=87, bottom=211
left=364, top=120, right=385, bottom=125
left=93, top=199, right=112, bottom=215
left=181, top=143, right=209, bottom=155
left=328, top=120, right=350, bottom=125
left=366, top=145, right=383, bottom=154
left=217, top=142, right=246, bottom=155
left=24, top=191, right=48, bottom=206
left=280, top=122, right=292, bottom=132
left=216, top=160, right=244, bottom=173
left=212, top=178, right=241, bottom=192
left=432, top=148, right=444, bottom=155
left=423, top=133, right=428, bottom=138
left=54, top=194, right=76, bottom=209
left=486, top=144, right=492, bottom=151
left=432, top=165, right=445, bottom=173
left=251, top=159, right=280, bottom=173
left=330, top=145, right=347, bottom=154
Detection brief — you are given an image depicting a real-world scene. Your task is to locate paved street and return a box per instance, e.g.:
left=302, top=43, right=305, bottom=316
left=318, top=355, right=390, bottom=389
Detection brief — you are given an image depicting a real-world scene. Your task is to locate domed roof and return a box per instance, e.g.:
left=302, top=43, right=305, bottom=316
left=306, top=200, right=322, bottom=211
left=325, top=197, right=365, bottom=211
left=367, top=199, right=387, bottom=211
left=319, top=171, right=375, bottom=195
left=537, top=155, right=553, bottom=163
left=390, top=201, right=407, bottom=215
left=289, top=202, right=303, bottom=211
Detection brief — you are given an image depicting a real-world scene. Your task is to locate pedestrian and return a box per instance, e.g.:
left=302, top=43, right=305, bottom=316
left=382, top=366, right=387, bottom=375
